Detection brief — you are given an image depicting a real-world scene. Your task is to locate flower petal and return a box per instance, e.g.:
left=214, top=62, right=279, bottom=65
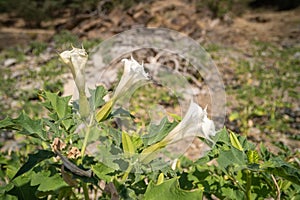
left=114, top=57, right=150, bottom=99
left=163, top=101, right=215, bottom=144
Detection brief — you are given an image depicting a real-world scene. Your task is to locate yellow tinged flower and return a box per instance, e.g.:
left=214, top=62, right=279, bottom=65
left=96, top=56, right=150, bottom=122
left=140, top=101, right=216, bottom=164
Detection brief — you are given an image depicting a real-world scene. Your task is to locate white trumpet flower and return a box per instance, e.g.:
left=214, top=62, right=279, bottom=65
left=140, top=101, right=215, bottom=163
left=113, top=56, right=150, bottom=100
left=163, top=101, right=216, bottom=144
left=59, top=46, right=89, bottom=118
left=59, top=47, right=88, bottom=92
left=96, top=56, right=150, bottom=122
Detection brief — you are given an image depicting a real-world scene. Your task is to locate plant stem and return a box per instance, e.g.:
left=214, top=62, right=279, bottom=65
left=80, top=116, right=94, bottom=200
left=245, top=170, right=252, bottom=200
left=82, top=182, right=89, bottom=200
left=271, top=174, right=281, bottom=200
left=121, top=164, right=133, bottom=182
left=81, top=115, right=94, bottom=158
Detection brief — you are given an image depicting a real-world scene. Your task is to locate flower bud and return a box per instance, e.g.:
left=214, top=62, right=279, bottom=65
left=59, top=46, right=90, bottom=118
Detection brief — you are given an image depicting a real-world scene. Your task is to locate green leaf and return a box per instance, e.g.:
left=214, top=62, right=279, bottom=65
left=0, top=182, right=15, bottom=200
left=221, top=187, right=244, bottom=199
left=92, top=163, right=115, bottom=182
left=0, top=117, right=15, bottom=129
left=111, top=107, right=134, bottom=118
left=122, top=131, right=135, bottom=157
left=229, top=130, right=243, bottom=151
left=30, top=171, right=68, bottom=192
left=266, top=157, right=300, bottom=185
left=229, top=112, right=239, bottom=121
left=95, top=99, right=114, bottom=122
left=142, top=117, right=177, bottom=146
left=14, top=112, right=47, bottom=140
left=95, top=145, right=120, bottom=171
left=212, top=128, right=230, bottom=145
left=7, top=181, right=40, bottom=200
left=259, top=142, right=270, bottom=161
left=144, top=177, right=202, bottom=200
left=44, top=92, right=72, bottom=129
left=217, top=147, right=247, bottom=170
left=89, top=86, right=106, bottom=111
left=0, top=113, right=47, bottom=140
left=131, top=133, right=143, bottom=150
left=13, top=150, right=55, bottom=180
left=157, top=173, right=164, bottom=185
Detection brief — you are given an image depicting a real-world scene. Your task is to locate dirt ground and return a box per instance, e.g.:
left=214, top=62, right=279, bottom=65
left=1, top=1, right=299, bottom=48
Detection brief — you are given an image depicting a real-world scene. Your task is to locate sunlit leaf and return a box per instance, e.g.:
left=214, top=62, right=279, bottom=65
left=95, top=99, right=114, bottom=122
left=157, top=173, right=164, bottom=185
left=44, top=92, right=72, bottom=129
left=122, top=131, right=135, bottom=157
left=211, top=128, right=230, bottom=145
left=229, top=130, right=243, bottom=151
left=30, top=171, right=67, bottom=192
left=229, top=112, right=239, bottom=121
left=221, top=187, right=244, bottom=199
left=144, top=177, right=202, bottom=200
left=14, top=112, right=47, bottom=140
left=92, top=163, right=115, bottom=182
left=0, top=117, right=15, bottom=129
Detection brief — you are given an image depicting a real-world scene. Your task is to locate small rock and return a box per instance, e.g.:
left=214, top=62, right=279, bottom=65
left=293, top=52, right=300, bottom=59
left=209, top=19, right=219, bottom=28
left=4, top=58, right=17, bottom=67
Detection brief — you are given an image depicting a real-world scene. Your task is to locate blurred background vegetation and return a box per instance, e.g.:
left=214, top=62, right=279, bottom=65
left=0, top=0, right=299, bottom=28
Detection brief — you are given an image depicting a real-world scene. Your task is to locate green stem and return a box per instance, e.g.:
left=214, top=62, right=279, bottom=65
left=227, top=174, right=246, bottom=193
left=245, top=170, right=252, bottom=200
left=121, top=164, right=133, bottom=182
left=78, top=89, right=90, bottom=119
left=81, top=115, right=94, bottom=158
left=82, top=182, right=89, bottom=200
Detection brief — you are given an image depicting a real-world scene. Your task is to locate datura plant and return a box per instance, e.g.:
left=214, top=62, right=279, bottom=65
left=0, top=46, right=299, bottom=200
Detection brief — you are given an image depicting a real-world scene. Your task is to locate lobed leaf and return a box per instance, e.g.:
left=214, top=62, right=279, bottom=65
left=217, top=147, right=247, bottom=170
left=89, top=85, right=107, bottom=111
left=142, top=117, right=177, bottom=146
left=30, top=171, right=68, bottom=192
left=92, top=163, right=115, bottom=182
left=144, top=177, right=202, bottom=200
left=44, top=92, right=73, bottom=129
